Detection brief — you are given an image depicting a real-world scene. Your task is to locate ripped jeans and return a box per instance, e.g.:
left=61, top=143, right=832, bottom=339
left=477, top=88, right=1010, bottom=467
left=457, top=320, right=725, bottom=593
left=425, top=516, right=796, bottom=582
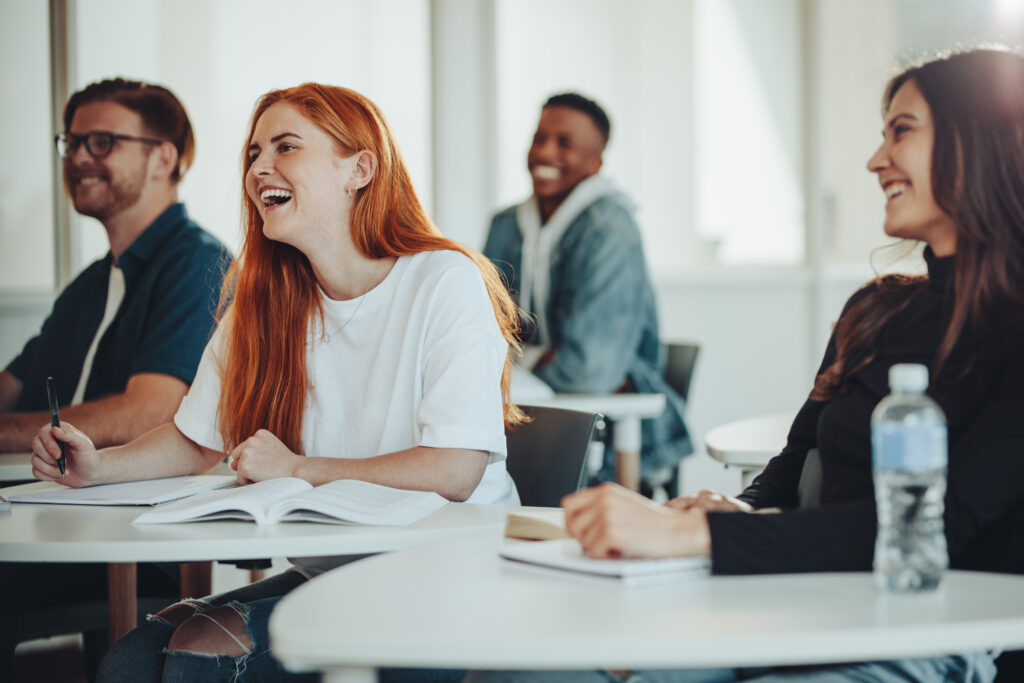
left=97, top=569, right=315, bottom=683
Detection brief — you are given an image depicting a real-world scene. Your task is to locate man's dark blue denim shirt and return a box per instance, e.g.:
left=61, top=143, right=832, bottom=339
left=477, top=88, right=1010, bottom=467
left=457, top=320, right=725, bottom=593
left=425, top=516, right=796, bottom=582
left=7, top=202, right=230, bottom=411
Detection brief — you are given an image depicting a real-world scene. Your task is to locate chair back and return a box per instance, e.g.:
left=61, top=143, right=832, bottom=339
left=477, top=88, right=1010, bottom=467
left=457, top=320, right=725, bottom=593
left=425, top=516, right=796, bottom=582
left=664, top=342, right=700, bottom=403
left=505, top=405, right=600, bottom=507
left=797, top=448, right=822, bottom=509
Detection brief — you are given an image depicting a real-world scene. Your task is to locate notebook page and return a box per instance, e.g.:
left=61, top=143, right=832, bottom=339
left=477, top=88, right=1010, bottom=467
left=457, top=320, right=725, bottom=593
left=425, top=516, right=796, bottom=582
left=8, top=475, right=237, bottom=506
left=271, top=479, right=448, bottom=526
left=133, top=477, right=311, bottom=523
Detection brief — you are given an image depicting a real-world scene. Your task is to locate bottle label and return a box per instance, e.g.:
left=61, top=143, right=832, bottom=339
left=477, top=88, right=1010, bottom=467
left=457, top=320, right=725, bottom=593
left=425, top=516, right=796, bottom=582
left=872, top=424, right=947, bottom=471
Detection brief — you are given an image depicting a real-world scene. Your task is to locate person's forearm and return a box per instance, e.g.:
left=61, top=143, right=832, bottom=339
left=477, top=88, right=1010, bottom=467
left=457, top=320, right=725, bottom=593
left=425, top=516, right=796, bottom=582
left=94, top=422, right=223, bottom=484
left=292, top=447, right=488, bottom=501
left=0, top=373, right=186, bottom=452
left=0, top=396, right=172, bottom=452
left=706, top=501, right=876, bottom=575
left=0, top=412, right=48, bottom=452
left=0, top=370, right=23, bottom=413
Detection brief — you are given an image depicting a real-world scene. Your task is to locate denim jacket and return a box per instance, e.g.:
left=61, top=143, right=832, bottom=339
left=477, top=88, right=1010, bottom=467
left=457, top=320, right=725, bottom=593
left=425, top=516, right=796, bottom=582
left=484, top=185, right=692, bottom=482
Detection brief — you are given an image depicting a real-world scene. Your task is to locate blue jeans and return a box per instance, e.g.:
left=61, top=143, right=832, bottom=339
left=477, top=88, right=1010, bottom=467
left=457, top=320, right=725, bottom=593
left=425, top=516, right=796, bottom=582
left=97, top=569, right=314, bottom=683
left=97, top=568, right=467, bottom=683
left=464, top=652, right=997, bottom=683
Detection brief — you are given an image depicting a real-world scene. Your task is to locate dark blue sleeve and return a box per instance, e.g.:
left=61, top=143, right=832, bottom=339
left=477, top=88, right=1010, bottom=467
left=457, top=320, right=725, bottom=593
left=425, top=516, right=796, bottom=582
left=6, top=335, right=37, bottom=381
left=5, top=263, right=106, bottom=410
left=129, top=239, right=229, bottom=384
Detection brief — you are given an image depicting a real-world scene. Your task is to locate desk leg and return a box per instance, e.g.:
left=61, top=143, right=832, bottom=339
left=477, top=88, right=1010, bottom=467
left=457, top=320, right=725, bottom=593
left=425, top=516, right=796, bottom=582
left=323, top=667, right=377, bottom=683
left=613, top=416, right=641, bottom=492
left=741, top=467, right=763, bottom=489
left=180, top=561, right=213, bottom=598
left=107, top=562, right=137, bottom=645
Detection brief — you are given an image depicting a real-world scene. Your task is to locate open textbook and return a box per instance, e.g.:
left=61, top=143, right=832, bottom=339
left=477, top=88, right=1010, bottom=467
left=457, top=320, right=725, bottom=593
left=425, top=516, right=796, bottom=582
left=500, top=539, right=710, bottom=586
left=133, top=477, right=448, bottom=526
left=5, top=475, right=237, bottom=506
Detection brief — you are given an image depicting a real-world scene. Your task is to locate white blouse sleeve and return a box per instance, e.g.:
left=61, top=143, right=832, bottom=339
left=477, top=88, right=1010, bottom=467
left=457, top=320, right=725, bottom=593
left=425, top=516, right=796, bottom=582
left=173, top=323, right=228, bottom=453
left=416, top=258, right=508, bottom=461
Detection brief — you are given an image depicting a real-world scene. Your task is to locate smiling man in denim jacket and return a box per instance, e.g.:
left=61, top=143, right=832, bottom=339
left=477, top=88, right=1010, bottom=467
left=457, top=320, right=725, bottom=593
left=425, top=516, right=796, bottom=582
left=484, top=93, right=691, bottom=493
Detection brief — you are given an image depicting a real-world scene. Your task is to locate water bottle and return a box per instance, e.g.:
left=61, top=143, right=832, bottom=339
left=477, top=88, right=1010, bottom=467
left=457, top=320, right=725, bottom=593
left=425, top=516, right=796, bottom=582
left=871, top=363, right=948, bottom=592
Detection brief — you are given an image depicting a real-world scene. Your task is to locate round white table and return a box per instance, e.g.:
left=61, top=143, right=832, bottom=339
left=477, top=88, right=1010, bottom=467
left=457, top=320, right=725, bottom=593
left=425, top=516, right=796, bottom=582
left=0, top=496, right=509, bottom=642
left=705, top=413, right=793, bottom=487
left=271, top=529, right=1024, bottom=682
left=0, top=452, right=33, bottom=482
left=0, top=498, right=508, bottom=563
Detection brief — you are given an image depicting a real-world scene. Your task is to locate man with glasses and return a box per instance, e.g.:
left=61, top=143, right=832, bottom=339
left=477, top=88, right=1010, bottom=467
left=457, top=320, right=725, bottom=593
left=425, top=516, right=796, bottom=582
left=0, top=78, right=229, bottom=453
left=0, top=78, right=229, bottom=676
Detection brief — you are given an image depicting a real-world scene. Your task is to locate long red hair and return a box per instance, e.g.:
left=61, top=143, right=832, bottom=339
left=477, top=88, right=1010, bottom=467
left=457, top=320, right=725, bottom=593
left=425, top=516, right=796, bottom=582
left=216, top=84, right=523, bottom=453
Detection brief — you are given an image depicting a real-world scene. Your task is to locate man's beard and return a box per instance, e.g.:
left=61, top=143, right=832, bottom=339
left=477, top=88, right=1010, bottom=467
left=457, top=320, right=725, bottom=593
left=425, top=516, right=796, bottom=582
left=66, top=157, right=148, bottom=222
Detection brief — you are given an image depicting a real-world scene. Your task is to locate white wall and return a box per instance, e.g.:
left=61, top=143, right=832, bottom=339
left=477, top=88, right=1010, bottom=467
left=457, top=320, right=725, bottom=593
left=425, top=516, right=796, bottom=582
left=0, top=0, right=55, bottom=291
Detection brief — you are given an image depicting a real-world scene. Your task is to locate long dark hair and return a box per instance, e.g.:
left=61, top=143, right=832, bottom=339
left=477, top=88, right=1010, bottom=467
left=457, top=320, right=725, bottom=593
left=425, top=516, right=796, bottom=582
left=813, top=48, right=1024, bottom=400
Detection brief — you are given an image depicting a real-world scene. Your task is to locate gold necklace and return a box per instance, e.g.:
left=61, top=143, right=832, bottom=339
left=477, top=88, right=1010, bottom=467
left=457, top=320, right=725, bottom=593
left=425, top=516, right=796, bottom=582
left=320, top=261, right=388, bottom=342
left=321, top=292, right=367, bottom=343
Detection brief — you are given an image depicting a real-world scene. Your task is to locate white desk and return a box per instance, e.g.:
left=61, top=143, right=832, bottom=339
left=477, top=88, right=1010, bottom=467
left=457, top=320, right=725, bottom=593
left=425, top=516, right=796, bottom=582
left=523, top=393, right=666, bottom=491
left=0, top=451, right=34, bottom=482
left=705, top=413, right=792, bottom=487
left=0, top=495, right=509, bottom=642
left=272, top=530, right=1024, bottom=682
left=0, top=499, right=509, bottom=563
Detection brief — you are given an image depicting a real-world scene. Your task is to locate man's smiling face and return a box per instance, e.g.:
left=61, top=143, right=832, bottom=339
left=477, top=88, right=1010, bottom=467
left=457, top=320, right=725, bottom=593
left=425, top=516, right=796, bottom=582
left=527, top=106, right=605, bottom=212
left=63, top=102, right=152, bottom=222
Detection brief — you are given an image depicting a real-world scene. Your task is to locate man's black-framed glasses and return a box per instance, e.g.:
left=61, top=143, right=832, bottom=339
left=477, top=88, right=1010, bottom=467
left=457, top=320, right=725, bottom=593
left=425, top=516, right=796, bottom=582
left=54, top=131, right=165, bottom=159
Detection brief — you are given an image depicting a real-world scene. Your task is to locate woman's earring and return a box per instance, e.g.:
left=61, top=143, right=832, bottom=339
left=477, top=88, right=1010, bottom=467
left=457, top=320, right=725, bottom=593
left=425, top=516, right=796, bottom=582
left=347, top=187, right=354, bottom=200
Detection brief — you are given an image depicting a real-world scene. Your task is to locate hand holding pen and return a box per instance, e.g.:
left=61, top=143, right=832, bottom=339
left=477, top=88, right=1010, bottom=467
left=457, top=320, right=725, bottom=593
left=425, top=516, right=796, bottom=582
left=45, top=377, right=67, bottom=476
left=30, top=413, right=101, bottom=488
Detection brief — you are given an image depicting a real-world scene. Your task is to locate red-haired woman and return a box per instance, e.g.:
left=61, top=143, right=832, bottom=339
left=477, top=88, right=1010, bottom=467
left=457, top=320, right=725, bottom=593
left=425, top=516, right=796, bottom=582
left=31, top=84, right=523, bottom=682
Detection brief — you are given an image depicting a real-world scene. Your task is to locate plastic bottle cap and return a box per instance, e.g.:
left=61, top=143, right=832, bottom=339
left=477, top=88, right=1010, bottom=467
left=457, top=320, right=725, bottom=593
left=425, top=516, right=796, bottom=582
left=889, top=363, right=929, bottom=392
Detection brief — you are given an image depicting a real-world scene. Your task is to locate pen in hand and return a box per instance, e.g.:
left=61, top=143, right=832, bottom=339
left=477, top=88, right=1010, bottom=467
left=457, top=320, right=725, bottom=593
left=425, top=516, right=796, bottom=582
left=45, top=376, right=67, bottom=476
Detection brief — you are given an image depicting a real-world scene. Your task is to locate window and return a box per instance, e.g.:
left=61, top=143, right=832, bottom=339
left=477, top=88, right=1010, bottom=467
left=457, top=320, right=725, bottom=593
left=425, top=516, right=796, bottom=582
left=694, top=0, right=804, bottom=266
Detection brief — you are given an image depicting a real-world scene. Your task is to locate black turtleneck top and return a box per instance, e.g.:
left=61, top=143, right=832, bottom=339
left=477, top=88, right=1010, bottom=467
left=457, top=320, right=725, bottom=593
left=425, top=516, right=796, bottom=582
left=707, top=248, right=1024, bottom=575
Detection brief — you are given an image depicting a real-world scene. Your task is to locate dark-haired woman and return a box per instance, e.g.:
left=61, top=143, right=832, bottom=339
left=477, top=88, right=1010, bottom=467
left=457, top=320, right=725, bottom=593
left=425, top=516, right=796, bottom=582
left=472, top=47, right=1024, bottom=683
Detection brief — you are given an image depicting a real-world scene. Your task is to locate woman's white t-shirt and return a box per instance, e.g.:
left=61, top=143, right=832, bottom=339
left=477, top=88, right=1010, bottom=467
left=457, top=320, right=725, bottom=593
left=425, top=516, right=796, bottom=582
left=175, top=250, right=519, bottom=511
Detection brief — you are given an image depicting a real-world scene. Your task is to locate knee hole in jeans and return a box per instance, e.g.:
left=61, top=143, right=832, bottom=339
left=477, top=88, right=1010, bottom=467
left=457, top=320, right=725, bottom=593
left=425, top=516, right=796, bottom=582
left=166, top=603, right=253, bottom=657
left=149, top=598, right=210, bottom=626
